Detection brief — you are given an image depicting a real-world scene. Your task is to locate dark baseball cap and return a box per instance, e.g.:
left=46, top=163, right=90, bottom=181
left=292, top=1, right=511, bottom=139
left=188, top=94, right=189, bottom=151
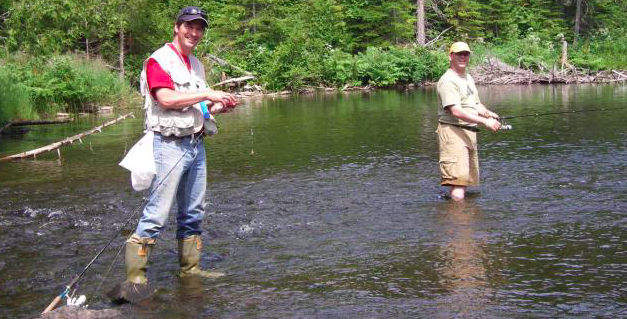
left=176, top=6, right=208, bottom=27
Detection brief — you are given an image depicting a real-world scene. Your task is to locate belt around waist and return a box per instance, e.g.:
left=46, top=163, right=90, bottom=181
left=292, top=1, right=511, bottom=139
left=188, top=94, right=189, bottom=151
left=439, top=122, right=480, bottom=132
left=155, top=130, right=204, bottom=139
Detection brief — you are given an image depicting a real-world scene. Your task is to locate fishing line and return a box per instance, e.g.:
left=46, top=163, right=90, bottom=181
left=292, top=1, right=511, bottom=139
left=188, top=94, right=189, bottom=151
left=43, top=136, right=204, bottom=314
left=250, top=127, right=255, bottom=155
left=499, top=106, right=624, bottom=120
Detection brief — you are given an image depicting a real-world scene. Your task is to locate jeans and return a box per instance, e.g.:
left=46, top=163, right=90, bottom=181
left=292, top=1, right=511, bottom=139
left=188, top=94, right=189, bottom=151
left=135, top=133, right=207, bottom=239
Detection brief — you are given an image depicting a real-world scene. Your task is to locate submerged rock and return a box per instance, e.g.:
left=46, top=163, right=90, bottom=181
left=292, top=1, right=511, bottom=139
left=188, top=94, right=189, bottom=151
left=34, top=306, right=124, bottom=319
left=107, top=281, right=155, bottom=304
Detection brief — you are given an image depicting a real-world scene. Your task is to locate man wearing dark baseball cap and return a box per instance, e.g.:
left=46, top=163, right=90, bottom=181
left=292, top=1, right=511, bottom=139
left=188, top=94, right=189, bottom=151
left=108, top=5, right=238, bottom=303
left=176, top=6, right=209, bottom=27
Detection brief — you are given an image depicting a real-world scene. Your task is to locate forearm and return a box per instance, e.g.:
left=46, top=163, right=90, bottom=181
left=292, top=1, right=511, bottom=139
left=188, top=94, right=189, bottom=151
left=449, top=104, right=501, bottom=131
left=154, top=89, right=209, bottom=110
left=154, top=88, right=238, bottom=113
left=449, top=105, right=489, bottom=125
left=475, top=103, right=498, bottom=118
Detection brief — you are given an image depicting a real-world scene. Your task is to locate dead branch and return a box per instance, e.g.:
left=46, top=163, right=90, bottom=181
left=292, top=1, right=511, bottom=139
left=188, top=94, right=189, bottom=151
left=206, top=54, right=253, bottom=76
left=105, top=64, right=121, bottom=71
left=429, top=1, right=447, bottom=20
left=211, top=75, right=256, bottom=88
left=425, top=26, right=453, bottom=47
left=0, top=122, right=13, bottom=135
left=0, top=112, right=134, bottom=162
left=471, top=56, right=627, bottom=85
left=612, top=70, right=627, bottom=78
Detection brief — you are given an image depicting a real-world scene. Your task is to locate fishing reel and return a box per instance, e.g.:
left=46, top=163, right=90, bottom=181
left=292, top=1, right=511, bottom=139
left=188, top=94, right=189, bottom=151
left=67, top=294, right=87, bottom=307
left=498, top=117, right=512, bottom=130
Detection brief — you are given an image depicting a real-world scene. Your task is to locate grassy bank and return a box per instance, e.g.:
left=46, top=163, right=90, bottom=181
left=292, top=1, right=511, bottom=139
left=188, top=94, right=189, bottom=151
left=0, top=54, right=139, bottom=125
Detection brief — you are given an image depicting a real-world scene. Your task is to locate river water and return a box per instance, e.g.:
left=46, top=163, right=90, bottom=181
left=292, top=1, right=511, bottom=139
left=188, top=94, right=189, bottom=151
left=1, top=84, right=626, bottom=319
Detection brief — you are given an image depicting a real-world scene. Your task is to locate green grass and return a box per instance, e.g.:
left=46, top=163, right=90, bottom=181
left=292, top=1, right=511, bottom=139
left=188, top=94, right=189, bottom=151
left=1, top=53, right=139, bottom=121
left=0, top=66, right=36, bottom=124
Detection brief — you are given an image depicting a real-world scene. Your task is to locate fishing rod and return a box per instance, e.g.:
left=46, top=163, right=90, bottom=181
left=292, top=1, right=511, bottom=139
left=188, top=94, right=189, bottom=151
left=499, top=106, right=624, bottom=120
left=42, top=135, right=204, bottom=314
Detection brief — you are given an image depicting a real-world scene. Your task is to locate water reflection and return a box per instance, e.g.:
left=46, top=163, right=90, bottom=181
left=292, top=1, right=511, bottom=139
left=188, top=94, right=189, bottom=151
left=435, top=200, right=490, bottom=318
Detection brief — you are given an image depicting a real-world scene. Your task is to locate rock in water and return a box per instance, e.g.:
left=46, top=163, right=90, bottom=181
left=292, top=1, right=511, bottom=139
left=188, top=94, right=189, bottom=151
left=35, top=306, right=124, bottom=319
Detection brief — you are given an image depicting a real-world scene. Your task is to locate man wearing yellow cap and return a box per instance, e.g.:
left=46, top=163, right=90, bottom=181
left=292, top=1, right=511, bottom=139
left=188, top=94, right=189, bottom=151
left=436, top=42, right=501, bottom=201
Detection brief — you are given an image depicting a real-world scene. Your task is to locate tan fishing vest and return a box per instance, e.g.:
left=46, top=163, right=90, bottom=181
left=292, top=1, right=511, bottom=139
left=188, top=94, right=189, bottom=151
left=139, top=44, right=206, bottom=137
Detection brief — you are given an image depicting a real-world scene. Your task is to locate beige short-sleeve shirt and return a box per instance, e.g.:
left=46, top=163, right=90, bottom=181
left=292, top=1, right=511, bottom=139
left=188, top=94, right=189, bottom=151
left=436, top=69, right=482, bottom=126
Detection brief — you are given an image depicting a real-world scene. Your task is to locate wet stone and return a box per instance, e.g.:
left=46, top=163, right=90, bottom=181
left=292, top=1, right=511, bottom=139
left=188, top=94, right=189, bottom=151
left=34, top=306, right=124, bottom=319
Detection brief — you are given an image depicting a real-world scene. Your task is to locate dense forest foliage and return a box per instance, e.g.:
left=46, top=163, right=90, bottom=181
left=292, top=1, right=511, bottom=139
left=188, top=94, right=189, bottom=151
left=0, top=0, right=626, bottom=121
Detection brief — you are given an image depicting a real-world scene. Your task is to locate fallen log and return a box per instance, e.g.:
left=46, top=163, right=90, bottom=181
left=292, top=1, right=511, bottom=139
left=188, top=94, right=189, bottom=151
left=0, top=112, right=134, bottom=162
left=10, top=119, right=72, bottom=126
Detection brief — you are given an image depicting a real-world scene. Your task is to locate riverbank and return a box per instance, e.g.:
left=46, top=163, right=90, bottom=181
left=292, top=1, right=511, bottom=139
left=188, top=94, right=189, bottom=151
left=231, top=58, right=627, bottom=98
left=2, top=51, right=625, bottom=126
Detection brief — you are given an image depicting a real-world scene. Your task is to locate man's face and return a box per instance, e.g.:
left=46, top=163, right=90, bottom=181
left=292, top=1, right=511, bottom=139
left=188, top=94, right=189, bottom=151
left=449, top=51, right=470, bottom=71
left=174, top=20, right=206, bottom=52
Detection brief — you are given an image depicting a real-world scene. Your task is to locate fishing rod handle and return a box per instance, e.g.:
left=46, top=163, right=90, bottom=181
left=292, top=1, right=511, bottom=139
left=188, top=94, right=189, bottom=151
left=42, top=294, right=63, bottom=314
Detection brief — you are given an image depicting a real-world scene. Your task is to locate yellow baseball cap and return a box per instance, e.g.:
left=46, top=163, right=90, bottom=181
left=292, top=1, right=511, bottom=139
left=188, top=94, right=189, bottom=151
left=449, top=42, right=471, bottom=54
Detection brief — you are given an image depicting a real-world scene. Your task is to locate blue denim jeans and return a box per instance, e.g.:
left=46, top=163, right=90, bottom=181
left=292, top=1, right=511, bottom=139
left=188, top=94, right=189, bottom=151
left=135, top=133, right=207, bottom=239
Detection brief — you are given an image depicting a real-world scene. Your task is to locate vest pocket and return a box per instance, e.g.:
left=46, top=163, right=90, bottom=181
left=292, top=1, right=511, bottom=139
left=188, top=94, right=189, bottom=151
left=159, top=108, right=195, bottom=130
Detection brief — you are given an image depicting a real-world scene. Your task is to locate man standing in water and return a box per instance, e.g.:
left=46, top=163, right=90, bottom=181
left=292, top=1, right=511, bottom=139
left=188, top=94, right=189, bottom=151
left=436, top=42, right=501, bottom=201
left=110, top=6, right=238, bottom=302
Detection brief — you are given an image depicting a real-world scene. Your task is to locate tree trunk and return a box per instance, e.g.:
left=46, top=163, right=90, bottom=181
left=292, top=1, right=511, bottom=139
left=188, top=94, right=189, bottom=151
left=573, top=0, right=582, bottom=45
left=561, top=37, right=569, bottom=70
left=119, top=30, right=125, bottom=81
left=252, top=1, right=257, bottom=34
left=86, top=38, right=90, bottom=59
left=416, top=0, right=425, bottom=45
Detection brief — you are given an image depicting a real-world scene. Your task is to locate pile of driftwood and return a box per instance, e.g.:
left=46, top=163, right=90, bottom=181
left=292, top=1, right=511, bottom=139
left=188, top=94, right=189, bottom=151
left=472, top=56, right=627, bottom=85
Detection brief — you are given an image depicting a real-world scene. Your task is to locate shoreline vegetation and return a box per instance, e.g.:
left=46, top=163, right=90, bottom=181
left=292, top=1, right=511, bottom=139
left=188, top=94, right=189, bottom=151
left=234, top=58, right=627, bottom=98
left=1, top=46, right=626, bottom=129
left=1, top=0, right=626, bottom=126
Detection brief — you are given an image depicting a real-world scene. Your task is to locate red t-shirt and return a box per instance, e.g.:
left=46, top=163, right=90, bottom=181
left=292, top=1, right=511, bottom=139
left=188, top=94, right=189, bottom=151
left=146, top=43, right=191, bottom=98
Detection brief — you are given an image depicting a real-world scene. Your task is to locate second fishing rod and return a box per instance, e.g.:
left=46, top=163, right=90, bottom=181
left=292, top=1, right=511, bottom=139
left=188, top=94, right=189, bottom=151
left=499, top=106, right=624, bottom=120
left=493, top=106, right=624, bottom=130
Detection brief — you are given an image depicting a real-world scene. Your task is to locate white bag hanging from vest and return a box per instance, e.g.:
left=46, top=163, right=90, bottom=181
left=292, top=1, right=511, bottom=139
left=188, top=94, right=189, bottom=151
left=119, top=131, right=156, bottom=191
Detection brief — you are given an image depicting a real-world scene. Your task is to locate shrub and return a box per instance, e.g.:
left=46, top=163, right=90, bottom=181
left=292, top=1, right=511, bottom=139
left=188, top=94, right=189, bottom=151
left=0, top=66, right=35, bottom=124
left=2, top=53, right=135, bottom=116
left=323, top=46, right=447, bottom=88
left=570, top=28, right=627, bottom=70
